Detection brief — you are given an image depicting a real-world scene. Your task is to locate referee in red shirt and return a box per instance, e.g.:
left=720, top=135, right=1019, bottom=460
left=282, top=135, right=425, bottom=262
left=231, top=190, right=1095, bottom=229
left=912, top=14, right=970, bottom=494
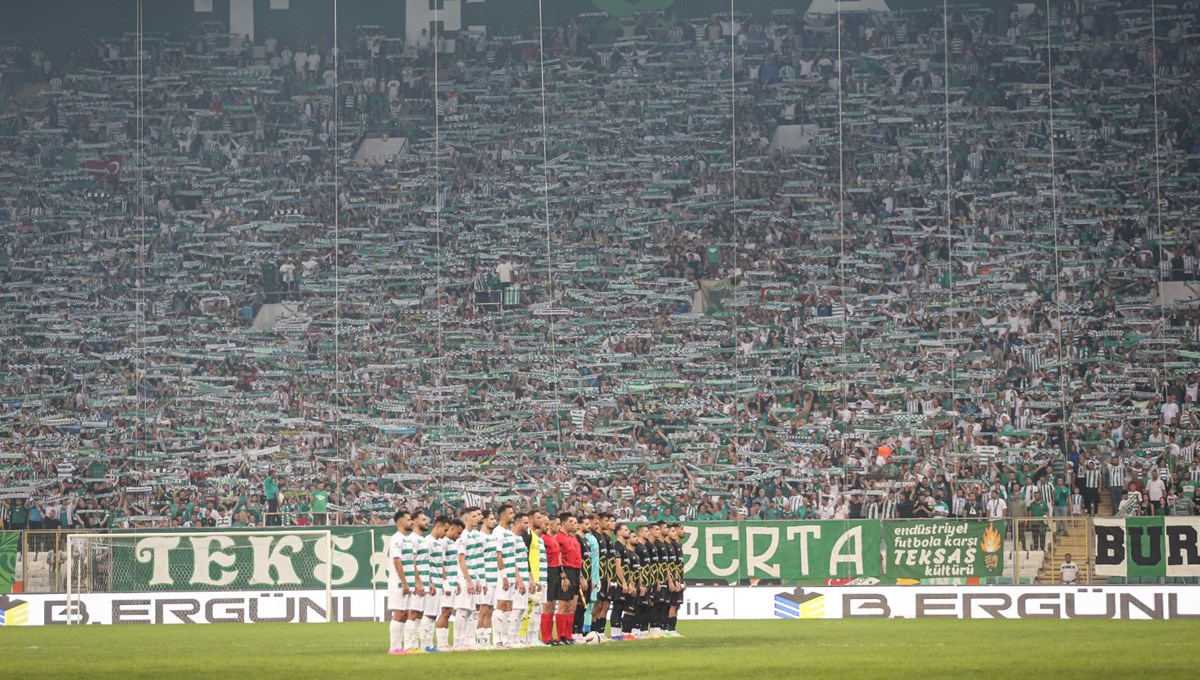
left=553, top=513, right=583, bottom=644
left=539, top=514, right=562, bottom=645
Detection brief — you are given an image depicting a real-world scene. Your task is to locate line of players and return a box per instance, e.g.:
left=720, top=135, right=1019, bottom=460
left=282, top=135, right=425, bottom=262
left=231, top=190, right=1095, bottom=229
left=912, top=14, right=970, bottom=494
left=387, top=504, right=686, bottom=654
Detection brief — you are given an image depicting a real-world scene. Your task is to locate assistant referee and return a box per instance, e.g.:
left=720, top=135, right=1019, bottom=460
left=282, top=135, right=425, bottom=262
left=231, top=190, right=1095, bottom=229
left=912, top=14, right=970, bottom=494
left=552, top=513, right=583, bottom=645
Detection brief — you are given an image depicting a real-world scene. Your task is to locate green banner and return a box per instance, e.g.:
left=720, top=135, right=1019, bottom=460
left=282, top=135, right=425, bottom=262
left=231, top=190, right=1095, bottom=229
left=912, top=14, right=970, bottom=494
left=99, top=521, right=1013, bottom=592
left=681, top=521, right=882, bottom=584
left=882, top=520, right=1006, bottom=580
left=1094, top=517, right=1200, bottom=579
left=109, top=527, right=391, bottom=593
left=0, top=531, right=17, bottom=593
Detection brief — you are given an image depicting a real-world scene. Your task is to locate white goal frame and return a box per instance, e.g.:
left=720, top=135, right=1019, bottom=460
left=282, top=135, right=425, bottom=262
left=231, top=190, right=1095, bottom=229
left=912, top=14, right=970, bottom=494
left=65, top=530, right=334, bottom=625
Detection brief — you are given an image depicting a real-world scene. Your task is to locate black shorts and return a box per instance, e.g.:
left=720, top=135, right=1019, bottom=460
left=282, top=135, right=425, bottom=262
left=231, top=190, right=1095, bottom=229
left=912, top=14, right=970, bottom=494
left=558, top=567, right=581, bottom=601
left=669, top=588, right=684, bottom=606
left=651, top=584, right=668, bottom=603
left=597, top=578, right=611, bottom=601
left=546, top=567, right=562, bottom=601
left=609, top=585, right=626, bottom=603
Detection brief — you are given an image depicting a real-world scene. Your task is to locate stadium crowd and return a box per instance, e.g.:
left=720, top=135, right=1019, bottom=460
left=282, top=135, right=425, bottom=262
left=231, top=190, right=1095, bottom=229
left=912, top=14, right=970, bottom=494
left=2, top=1, right=1200, bottom=535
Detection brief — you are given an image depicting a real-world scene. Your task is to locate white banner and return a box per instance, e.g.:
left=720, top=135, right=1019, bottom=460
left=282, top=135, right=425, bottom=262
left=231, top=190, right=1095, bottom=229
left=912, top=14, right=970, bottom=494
left=1093, top=517, right=1200, bottom=578
left=5, top=586, right=1200, bottom=626
left=2, top=590, right=378, bottom=626
left=677, top=585, right=1200, bottom=621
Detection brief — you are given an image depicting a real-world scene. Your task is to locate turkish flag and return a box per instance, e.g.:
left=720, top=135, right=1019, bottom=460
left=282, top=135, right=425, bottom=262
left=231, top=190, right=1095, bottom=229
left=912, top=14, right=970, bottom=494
left=83, top=155, right=123, bottom=181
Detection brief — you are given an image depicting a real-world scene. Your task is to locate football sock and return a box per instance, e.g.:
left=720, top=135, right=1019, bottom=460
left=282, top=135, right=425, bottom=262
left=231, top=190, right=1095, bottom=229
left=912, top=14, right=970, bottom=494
left=420, top=616, right=435, bottom=648
left=512, top=610, right=525, bottom=643
left=403, top=619, right=418, bottom=649
left=466, top=611, right=478, bottom=645
left=540, top=612, right=554, bottom=643
left=389, top=619, right=403, bottom=650
left=492, top=611, right=508, bottom=645
left=566, top=613, right=576, bottom=639
left=436, top=625, right=449, bottom=649
left=592, top=616, right=606, bottom=635
left=525, top=611, right=539, bottom=644
left=634, top=605, right=649, bottom=632
left=453, top=609, right=469, bottom=647
left=610, top=604, right=623, bottom=636
left=624, top=604, right=638, bottom=633
left=476, top=626, right=491, bottom=647
left=574, top=603, right=586, bottom=634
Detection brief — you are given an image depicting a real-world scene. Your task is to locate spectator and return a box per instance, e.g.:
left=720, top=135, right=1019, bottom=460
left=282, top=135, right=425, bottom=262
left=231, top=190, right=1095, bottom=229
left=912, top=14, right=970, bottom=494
left=1060, top=553, right=1078, bottom=585
left=1025, top=492, right=1048, bottom=551
left=1144, top=469, right=1167, bottom=516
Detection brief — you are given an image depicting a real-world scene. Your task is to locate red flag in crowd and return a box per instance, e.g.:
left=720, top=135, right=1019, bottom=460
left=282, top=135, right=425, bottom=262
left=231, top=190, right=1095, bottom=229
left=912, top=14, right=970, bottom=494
left=83, top=155, right=124, bottom=181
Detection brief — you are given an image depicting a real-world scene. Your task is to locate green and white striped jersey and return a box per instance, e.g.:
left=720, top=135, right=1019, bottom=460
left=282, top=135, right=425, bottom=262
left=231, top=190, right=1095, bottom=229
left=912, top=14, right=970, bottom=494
left=426, top=534, right=445, bottom=590
left=413, top=531, right=431, bottom=585
left=394, top=530, right=417, bottom=582
left=494, top=526, right=519, bottom=581
left=482, top=529, right=501, bottom=586
left=442, top=537, right=460, bottom=589
left=513, top=532, right=531, bottom=583
left=463, top=528, right=488, bottom=584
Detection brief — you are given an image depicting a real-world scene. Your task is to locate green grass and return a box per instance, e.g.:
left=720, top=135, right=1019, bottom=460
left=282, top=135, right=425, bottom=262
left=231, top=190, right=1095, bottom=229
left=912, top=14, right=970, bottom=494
left=5, top=619, right=1200, bottom=679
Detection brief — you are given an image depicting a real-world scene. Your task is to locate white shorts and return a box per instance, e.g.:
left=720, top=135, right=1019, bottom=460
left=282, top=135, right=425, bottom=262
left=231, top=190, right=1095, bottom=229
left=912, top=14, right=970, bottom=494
left=453, top=585, right=476, bottom=612
left=495, top=585, right=515, bottom=604
left=512, top=589, right=529, bottom=611
left=439, top=586, right=458, bottom=611
left=481, top=583, right=498, bottom=608
left=422, top=591, right=440, bottom=614
left=388, top=589, right=413, bottom=614
left=530, top=584, right=547, bottom=607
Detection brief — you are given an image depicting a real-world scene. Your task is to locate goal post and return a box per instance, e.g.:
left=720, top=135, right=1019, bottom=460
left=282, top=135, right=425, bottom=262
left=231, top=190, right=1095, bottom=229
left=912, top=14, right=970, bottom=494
left=65, top=530, right=334, bottom=625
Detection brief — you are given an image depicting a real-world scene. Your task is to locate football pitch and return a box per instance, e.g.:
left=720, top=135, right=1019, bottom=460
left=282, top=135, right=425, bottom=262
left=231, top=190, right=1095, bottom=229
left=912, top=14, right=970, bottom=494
left=5, top=620, right=1200, bottom=679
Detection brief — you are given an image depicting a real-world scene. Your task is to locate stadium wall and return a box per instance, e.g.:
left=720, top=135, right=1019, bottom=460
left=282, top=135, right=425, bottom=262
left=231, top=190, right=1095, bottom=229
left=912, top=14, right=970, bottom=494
left=6, top=585, right=1200, bottom=626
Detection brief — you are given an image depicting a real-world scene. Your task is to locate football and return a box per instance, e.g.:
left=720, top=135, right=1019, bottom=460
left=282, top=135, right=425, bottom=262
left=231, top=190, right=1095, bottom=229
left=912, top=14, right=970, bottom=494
left=583, top=631, right=602, bottom=645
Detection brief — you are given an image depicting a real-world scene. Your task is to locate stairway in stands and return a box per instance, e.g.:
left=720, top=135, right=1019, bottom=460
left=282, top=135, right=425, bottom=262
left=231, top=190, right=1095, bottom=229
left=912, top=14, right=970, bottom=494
left=1035, top=493, right=1113, bottom=584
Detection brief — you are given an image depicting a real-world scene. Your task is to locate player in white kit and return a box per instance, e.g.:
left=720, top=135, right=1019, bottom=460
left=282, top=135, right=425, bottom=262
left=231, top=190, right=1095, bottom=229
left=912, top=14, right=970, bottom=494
left=476, top=509, right=500, bottom=648
left=386, top=510, right=419, bottom=655
left=419, top=515, right=449, bottom=652
left=509, top=511, right=534, bottom=647
left=435, top=518, right=464, bottom=650
left=403, top=510, right=431, bottom=652
left=453, top=507, right=484, bottom=649
left=491, top=504, right=526, bottom=648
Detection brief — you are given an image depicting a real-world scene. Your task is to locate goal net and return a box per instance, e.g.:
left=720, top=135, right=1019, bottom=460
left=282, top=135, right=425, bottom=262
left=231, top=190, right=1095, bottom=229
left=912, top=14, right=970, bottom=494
left=65, top=530, right=333, bottom=624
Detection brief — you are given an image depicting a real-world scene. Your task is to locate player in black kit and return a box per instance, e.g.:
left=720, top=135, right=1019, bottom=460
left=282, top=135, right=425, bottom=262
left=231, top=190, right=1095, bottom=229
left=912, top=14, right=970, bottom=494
left=647, top=522, right=673, bottom=637
left=630, top=524, right=659, bottom=636
left=665, top=523, right=685, bottom=636
left=606, top=522, right=633, bottom=640
left=619, top=523, right=648, bottom=639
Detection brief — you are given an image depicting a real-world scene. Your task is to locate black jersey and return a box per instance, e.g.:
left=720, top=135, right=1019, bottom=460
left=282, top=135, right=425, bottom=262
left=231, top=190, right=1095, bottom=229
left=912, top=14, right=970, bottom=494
left=669, top=540, right=684, bottom=582
left=633, top=542, right=651, bottom=587
left=625, top=542, right=644, bottom=587
left=648, top=540, right=667, bottom=585
left=611, top=540, right=630, bottom=587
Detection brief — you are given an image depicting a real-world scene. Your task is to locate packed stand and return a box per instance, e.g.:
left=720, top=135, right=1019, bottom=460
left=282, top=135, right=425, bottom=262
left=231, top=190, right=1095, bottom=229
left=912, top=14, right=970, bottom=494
left=2, top=1, right=1200, bottom=534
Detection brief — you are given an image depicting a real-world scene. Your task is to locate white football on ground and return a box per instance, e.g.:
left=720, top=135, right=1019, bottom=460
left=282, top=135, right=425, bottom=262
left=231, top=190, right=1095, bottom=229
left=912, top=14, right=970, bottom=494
left=583, top=631, right=602, bottom=645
